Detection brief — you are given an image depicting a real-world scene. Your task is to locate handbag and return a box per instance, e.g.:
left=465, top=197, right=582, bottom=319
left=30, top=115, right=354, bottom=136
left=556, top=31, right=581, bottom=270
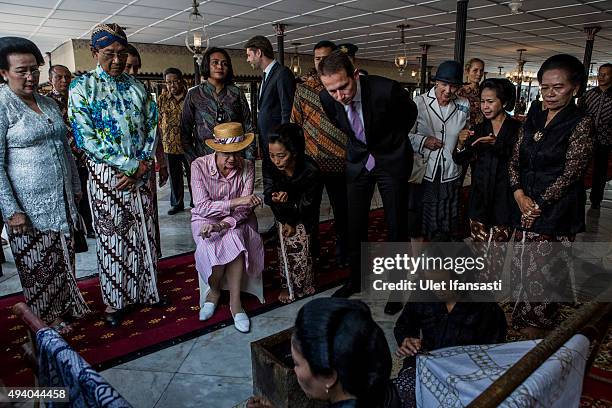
left=408, top=152, right=428, bottom=183
left=409, top=96, right=435, bottom=184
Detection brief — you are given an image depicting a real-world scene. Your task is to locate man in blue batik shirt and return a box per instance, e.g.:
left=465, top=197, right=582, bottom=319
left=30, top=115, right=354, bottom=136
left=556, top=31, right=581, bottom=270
left=69, top=23, right=163, bottom=327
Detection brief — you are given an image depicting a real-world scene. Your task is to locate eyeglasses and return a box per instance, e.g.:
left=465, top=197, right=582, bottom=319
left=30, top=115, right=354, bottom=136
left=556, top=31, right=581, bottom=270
left=165, top=80, right=181, bottom=85
left=210, top=60, right=228, bottom=68
left=12, top=68, right=40, bottom=78
left=100, top=51, right=129, bottom=61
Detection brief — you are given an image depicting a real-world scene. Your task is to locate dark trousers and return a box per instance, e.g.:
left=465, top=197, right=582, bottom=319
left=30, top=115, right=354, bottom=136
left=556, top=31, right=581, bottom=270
left=167, top=153, right=192, bottom=208
left=0, top=213, right=5, bottom=269
left=77, top=166, right=94, bottom=233
left=590, top=144, right=611, bottom=205
left=313, top=172, right=349, bottom=259
left=347, top=167, right=409, bottom=288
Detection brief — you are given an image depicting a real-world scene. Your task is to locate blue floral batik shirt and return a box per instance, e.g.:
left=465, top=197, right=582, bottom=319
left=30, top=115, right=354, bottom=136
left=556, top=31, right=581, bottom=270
left=68, top=65, right=157, bottom=176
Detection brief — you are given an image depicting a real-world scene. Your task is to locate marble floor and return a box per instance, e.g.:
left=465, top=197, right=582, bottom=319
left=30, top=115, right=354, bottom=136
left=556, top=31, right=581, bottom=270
left=1, top=170, right=611, bottom=408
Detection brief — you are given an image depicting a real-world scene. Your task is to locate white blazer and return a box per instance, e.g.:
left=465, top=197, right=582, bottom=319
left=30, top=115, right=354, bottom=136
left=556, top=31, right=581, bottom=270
left=409, top=87, right=470, bottom=183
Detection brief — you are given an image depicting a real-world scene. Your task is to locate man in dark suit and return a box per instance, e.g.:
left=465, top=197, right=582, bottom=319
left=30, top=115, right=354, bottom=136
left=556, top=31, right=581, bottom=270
left=244, top=35, right=296, bottom=169
left=319, top=50, right=418, bottom=301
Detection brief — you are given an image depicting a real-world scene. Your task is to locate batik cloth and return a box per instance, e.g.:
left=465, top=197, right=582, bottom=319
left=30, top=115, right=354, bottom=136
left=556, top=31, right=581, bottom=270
left=157, top=91, right=185, bottom=154
left=470, top=220, right=513, bottom=282
left=291, top=76, right=347, bottom=173
left=457, top=84, right=483, bottom=127
left=9, top=228, right=89, bottom=323
left=37, top=327, right=132, bottom=408
left=510, top=231, right=575, bottom=330
left=414, top=335, right=589, bottom=408
left=277, top=222, right=315, bottom=301
left=87, top=160, right=160, bottom=309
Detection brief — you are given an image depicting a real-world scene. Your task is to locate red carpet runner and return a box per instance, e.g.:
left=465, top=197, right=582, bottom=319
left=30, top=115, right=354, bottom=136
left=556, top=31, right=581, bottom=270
left=0, top=210, right=389, bottom=387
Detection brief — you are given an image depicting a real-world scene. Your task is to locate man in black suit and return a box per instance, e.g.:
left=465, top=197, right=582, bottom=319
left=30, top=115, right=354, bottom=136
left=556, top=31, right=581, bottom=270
left=319, top=50, right=418, bottom=300
left=244, top=35, right=296, bottom=169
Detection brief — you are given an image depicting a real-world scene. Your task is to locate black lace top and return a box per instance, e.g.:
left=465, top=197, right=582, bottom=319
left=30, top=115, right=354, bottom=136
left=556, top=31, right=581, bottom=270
left=509, top=102, right=594, bottom=235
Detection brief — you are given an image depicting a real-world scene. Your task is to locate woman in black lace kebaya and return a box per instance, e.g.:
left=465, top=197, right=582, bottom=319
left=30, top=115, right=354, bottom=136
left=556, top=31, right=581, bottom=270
left=454, top=78, right=521, bottom=244
left=509, top=54, right=594, bottom=338
left=264, top=123, right=323, bottom=304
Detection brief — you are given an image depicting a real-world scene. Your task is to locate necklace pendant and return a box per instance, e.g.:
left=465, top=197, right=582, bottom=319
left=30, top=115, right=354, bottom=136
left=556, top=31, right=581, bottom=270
left=534, top=131, right=543, bottom=142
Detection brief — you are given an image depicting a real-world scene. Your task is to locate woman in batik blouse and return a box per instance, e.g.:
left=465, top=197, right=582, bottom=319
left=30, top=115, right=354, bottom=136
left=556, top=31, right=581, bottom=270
left=0, top=37, right=88, bottom=331
left=509, top=54, right=593, bottom=338
left=456, top=57, right=485, bottom=127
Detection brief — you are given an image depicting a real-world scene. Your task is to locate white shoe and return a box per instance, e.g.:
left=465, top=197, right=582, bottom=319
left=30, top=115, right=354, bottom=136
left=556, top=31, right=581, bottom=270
left=231, top=309, right=250, bottom=333
left=199, top=302, right=216, bottom=321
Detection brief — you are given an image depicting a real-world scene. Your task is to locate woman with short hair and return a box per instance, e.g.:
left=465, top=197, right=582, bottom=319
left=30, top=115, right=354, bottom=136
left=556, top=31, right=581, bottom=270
left=409, top=60, right=471, bottom=241
left=0, top=37, right=88, bottom=331
left=509, top=54, right=593, bottom=337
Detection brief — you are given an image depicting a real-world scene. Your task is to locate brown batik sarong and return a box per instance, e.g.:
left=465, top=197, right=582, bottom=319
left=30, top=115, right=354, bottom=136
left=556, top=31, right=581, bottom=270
left=87, top=160, right=160, bottom=310
left=278, top=223, right=315, bottom=301
left=9, top=228, right=89, bottom=323
left=470, top=220, right=513, bottom=282
left=510, top=231, right=575, bottom=330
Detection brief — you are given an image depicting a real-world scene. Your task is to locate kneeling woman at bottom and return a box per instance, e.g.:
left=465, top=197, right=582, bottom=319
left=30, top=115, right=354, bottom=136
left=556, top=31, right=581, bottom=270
left=248, top=298, right=401, bottom=407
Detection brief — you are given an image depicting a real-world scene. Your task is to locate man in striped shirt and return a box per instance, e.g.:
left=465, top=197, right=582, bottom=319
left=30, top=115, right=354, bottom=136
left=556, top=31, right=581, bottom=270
left=580, top=63, right=612, bottom=210
left=291, top=40, right=349, bottom=266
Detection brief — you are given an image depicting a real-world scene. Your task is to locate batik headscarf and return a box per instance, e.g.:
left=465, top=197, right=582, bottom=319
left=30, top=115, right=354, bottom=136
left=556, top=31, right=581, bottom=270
left=90, top=23, right=128, bottom=50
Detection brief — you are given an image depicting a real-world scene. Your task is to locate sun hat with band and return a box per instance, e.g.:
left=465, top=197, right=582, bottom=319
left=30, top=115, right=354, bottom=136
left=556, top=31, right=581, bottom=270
left=205, top=122, right=255, bottom=153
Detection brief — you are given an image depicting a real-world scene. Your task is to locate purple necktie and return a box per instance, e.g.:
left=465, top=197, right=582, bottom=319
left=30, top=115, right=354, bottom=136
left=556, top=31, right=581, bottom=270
left=347, top=101, right=375, bottom=171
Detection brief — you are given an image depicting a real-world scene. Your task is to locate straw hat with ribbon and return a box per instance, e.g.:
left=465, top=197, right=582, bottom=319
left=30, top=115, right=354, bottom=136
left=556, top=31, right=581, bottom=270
left=205, top=122, right=254, bottom=153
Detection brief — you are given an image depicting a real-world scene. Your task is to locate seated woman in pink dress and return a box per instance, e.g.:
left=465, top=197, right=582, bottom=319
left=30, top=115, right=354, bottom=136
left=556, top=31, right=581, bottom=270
left=190, top=122, right=264, bottom=333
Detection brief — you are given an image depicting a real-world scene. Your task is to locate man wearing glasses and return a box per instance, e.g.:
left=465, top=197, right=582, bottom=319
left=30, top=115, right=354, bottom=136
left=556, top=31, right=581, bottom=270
left=158, top=68, right=192, bottom=215
left=68, top=23, right=164, bottom=327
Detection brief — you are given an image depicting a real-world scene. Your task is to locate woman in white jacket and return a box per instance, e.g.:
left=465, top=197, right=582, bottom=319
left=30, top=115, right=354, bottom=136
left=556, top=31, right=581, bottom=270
left=408, top=61, right=470, bottom=241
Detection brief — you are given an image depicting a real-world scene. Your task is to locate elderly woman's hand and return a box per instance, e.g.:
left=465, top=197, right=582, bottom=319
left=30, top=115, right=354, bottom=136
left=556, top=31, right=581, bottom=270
left=514, top=190, right=541, bottom=216
left=232, top=194, right=263, bottom=208
left=514, top=190, right=541, bottom=228
left=282, top=223, right=296, bottom=238
left=423, top=136, right=443, bottom=151
left=115, top=174, right=137, bottom=191
left=271, top=192, right=288, bottom=203
left=7, top=212, right=30, bottom=235
left=200, top=223, right=225, bottom=239
left=396, top=337, right=422, bottom=357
